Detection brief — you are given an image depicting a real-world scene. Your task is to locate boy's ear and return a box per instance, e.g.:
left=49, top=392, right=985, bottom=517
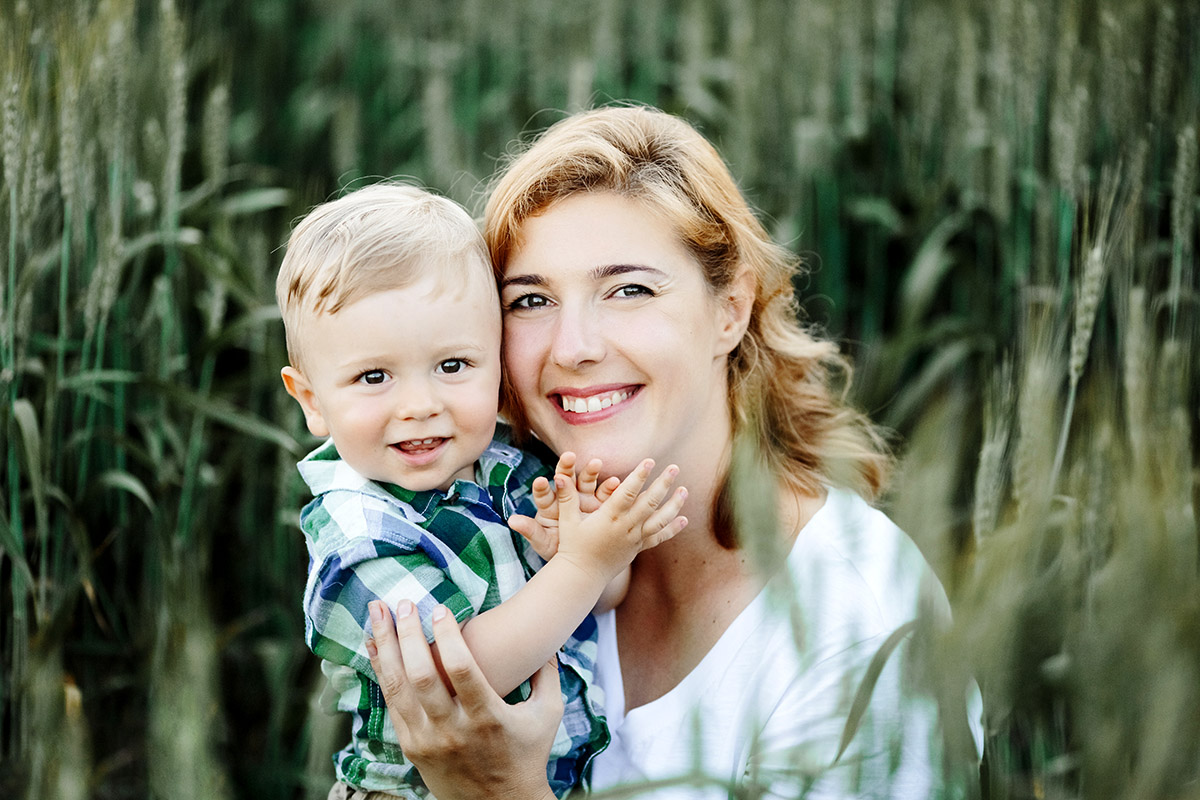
left=714, top=265, right=755, bottom=357
left=281, top=366, right=330, bottom=438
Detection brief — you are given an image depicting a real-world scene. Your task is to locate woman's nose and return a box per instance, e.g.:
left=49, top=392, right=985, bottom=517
left=549, top=305, right=605, bottom=368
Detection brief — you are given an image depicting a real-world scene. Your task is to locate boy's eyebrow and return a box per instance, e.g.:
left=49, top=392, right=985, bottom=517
left=500, top=263, right=667, bottom=289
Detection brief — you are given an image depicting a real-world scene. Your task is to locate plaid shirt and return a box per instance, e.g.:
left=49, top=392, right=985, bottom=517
left=299, top=437, right=608, bottom=798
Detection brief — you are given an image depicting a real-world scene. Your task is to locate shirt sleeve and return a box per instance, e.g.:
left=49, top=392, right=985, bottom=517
left=300, top=491, right=478, bottom=681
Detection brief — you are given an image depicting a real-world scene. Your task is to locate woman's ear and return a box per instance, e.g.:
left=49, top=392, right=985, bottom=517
left=714, top=266, right=755, bottom=357
left=281, top=366, right=330, bottom=437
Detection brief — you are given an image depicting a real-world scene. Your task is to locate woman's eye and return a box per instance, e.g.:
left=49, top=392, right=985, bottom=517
left=507, top=293, right=549, bottom=310
left=359, top=370, right=387, bottom=385
left=612, top=284, right=654, bottom=299
left=437, top=359, right=468, bottom=374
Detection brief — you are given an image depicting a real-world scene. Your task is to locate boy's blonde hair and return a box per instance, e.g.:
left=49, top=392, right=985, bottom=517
left=276, top=183, right=492, bottom=369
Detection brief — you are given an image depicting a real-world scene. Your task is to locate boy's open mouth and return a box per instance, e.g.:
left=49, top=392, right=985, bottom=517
left=394, top=437, right=447, bottom=452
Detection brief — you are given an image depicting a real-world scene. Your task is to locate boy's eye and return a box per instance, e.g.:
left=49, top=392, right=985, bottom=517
left=359, top=370, right=387, bottom=385
left=507, top=293, right=549, bottom=310
left=437, top=359, right=468, bottom=374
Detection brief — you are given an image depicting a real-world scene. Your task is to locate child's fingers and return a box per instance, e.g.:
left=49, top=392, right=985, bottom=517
left=578, top=458, right=603, bottom=497
left=554, top=452, right=577, bottom=485
left=642, top=515, right=688, bottom=550
left=607, top=459, right=655, bottom=511
left=554, top=473, right=583, bottom=525
left=530, top=475, right=557, bottom=515
left=632, top=464, right=680, bottom=516
left=508, top=513, right=535, bottom=541
left=640, top=483, right=688, bottom=531
left=595, top=476, right=621, bottom=505
left=509, top=514, right=558, bottom=560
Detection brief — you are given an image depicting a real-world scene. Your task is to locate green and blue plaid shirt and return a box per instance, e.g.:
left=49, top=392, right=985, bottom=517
left=299, top=437, right=608, bottom=797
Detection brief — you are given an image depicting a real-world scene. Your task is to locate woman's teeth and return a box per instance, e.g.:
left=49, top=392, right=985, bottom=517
left=560, top=390, right=631, bottom=414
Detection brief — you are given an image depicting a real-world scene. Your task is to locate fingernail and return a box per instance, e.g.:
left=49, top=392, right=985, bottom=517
left=396, top=600, right=413, bottom=618
left=667, top=466, right=679, bottom=479
left=369, top=601, right=382, bottom=624
left=432, top=605, right=447, bottom=622
left=678, top=487, right=687, bottom=499
left=365, top=638, right=378, bottom=657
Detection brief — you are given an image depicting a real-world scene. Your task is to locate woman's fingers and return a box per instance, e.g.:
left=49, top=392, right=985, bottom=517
left=429, top=604, right=502, bottom=717
left=392, top=600, right=456, bottom=722
left=366, top=600, right=417, bottom=737
left=523, top=657, right=566, bottom=733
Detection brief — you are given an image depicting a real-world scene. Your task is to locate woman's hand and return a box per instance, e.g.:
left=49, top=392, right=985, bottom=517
left=366, top=599, right=562, bottom=800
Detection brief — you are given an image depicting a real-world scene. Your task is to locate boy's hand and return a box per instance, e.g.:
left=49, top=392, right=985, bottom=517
left=553, top=459, right=688, bottom=584
left=509, top=452, right=619, bottom=560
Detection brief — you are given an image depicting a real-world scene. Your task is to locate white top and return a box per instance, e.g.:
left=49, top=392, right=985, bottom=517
left=589, top=487, right=969, bottom=799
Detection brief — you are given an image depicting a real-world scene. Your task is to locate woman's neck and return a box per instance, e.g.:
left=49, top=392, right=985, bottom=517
left=615, top=481, right=825, bottom=711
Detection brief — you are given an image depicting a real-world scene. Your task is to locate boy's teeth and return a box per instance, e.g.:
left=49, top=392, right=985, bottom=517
left=561, top=390, right=630, bottom=414
left=399, top=437, right=441, bottom=450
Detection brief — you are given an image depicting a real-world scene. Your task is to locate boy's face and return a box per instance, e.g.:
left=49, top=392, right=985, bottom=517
left=282, top=269, right=501, bottom=492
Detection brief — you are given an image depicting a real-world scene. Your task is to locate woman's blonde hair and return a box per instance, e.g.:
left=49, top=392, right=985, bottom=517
left=484, top=106, right=890, bottom=546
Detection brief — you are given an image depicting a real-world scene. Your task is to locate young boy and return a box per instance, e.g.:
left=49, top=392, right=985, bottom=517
left=276, top=183, right=687, bottom=799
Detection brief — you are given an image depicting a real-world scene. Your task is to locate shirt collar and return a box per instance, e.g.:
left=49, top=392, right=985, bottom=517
left=297, top=437, right=526, bottom=518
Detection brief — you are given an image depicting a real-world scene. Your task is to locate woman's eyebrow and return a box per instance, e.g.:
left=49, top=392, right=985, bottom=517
left=500, top=273, right=545, bottom=289
left=501, top=263, right=668, bottom=289
left=592, top=263, right=668, bottom=280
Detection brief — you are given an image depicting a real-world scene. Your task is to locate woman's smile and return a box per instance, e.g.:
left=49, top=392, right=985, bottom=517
left=551, top=385, right=641, bottom=420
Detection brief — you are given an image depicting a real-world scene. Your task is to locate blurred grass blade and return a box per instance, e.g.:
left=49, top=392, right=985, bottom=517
left=13, top=398, right=47, bottom=537
left=92, top=469, right=156, bottom=514
left=900, top=212, right=969, bottom=331
left=153, top=381, right=304, bottom=455
left=221, top=187, right=291, bottom=217
left=834, top=621, right=917, bottom=764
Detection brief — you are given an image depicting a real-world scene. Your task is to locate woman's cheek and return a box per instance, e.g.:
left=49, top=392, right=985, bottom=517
left=502, top=323, right=545, bottom=414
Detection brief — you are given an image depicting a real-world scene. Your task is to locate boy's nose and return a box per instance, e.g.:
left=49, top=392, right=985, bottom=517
left=397, top=383, right=442, bottom=421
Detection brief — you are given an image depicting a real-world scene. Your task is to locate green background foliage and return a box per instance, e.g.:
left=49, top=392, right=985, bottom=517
left=1, top=0, right=1197, bottom=798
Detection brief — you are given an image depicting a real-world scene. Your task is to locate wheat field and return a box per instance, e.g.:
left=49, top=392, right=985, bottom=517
left=1, top=1, right=1197, bottom=798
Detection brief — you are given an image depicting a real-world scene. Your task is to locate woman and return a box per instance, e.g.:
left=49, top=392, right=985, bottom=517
left=365, top=106, right=974, bottom=799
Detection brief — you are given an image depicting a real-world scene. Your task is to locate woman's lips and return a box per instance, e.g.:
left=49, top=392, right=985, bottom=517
left=549, top=386, right=640, bottom=424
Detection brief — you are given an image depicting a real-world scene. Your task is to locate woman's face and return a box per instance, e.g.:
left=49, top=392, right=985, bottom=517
left=500, top=191, right=745, bottom=481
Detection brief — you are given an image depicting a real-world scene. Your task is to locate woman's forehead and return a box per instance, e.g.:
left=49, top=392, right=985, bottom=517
left=503, top=192, right=693, bottom=275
